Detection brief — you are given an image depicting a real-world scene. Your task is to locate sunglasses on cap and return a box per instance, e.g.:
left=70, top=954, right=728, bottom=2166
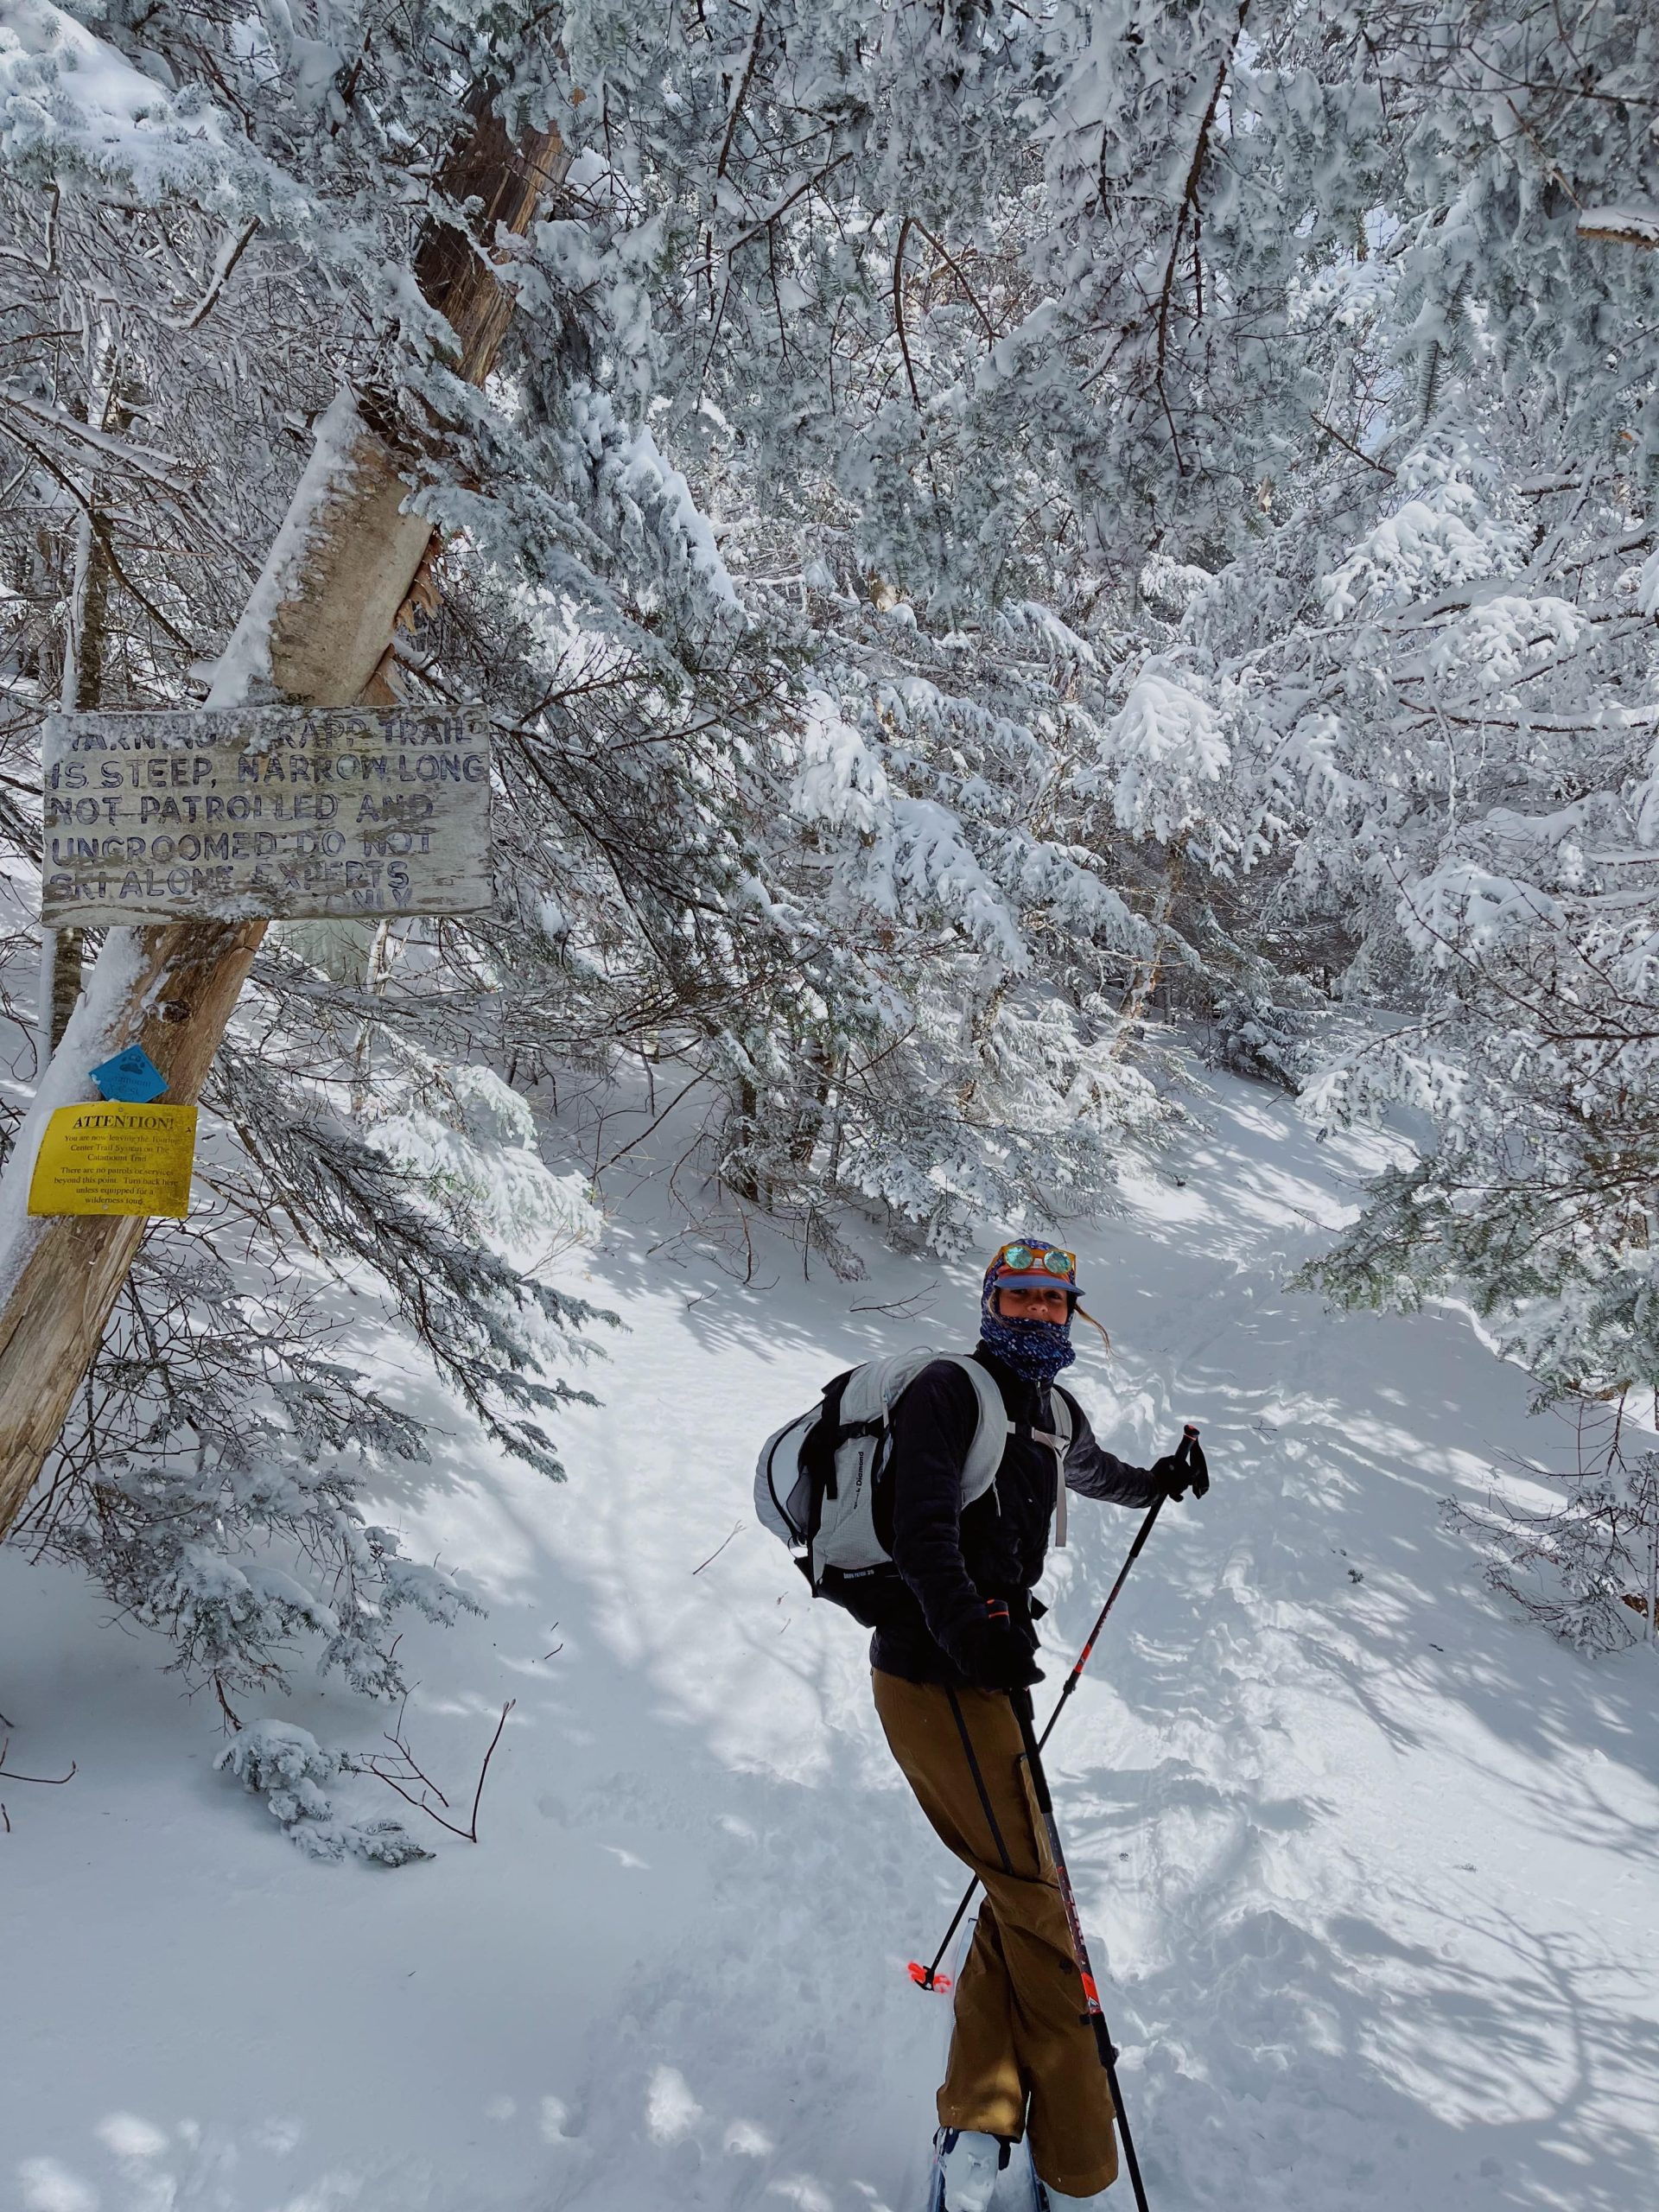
left=989, top=1242, right=1077, bottom=1284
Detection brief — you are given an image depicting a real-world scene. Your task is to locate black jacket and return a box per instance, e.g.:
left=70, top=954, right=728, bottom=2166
left=867, top=1346, right=1160, bottom=1685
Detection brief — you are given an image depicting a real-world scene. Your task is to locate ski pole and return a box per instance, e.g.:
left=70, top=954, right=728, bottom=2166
left=910, top=1425, right=1202, bottom=1993
left=1011, top=1687, right=1152, bottom=2212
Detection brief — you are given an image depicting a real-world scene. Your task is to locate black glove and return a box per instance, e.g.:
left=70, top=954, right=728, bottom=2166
left=950, top=1603, right=1044, bottom=1694
left=1153, top=1433, right=1211, bottom=1501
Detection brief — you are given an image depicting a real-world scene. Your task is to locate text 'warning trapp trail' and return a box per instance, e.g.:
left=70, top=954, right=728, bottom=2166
left=41, top=704, right=493, bottom=927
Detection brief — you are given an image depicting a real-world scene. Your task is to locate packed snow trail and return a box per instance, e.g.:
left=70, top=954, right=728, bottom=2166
left=3, top=1074, right=1658, bottom=2212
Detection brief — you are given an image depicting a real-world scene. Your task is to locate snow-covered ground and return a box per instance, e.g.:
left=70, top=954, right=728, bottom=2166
left=4, top=1072, right=1657, bottom=2212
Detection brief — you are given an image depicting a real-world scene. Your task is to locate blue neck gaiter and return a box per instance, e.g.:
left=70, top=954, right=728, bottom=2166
left=979, top=1301, right=1077, bottom=1387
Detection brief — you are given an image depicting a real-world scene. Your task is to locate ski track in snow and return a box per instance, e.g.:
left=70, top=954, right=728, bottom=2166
left=3, top=1074, right=1657, bottom=2212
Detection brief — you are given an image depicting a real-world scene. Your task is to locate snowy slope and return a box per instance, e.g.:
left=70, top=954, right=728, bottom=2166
left=3, top=1071, right=1657, bottom=2212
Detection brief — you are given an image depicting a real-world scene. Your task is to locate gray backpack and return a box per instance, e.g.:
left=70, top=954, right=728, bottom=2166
left=754, top=1348, right=1075, bottom=1605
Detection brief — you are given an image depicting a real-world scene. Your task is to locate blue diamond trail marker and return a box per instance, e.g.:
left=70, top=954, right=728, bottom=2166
left=89, top=1045, right=169, bottom=1104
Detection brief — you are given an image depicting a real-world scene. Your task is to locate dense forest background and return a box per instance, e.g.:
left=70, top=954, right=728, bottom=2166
left=3, top=0, right=1658, bottom=1700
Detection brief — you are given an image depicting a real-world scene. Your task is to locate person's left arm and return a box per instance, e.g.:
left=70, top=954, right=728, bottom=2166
left=1055, top=1389, right=1169, bottom=1507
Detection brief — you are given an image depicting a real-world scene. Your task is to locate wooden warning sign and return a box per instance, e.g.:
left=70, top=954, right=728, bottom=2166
left=28, top=1103, right=199, bottom=1218
left=41, top=705, right=492, bottom=927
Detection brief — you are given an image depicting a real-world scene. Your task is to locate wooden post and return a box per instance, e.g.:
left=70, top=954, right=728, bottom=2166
left=0, top=94, right=566, bottom=1544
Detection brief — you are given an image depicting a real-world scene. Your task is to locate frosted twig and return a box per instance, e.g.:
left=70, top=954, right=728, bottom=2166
left=0, top=1734, right=78, bottom=1822
left=162, top=219, right=261, bottom=332
left=361, top=1700, right=515, bottom=1843
left=692, top=1521, right=743, bottom=1575
left=0, top=1735, right=78, bottom=1789
left=0, top=384, right=193, bottom=490
left=720, top=153, right=853, bottom=254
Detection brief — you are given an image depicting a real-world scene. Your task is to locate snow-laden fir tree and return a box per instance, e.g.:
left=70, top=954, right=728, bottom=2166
left=10, top=0, right=1659, bottom=1707
left=1446, top=1399, right=1659, bottom=1656
left=1109, top=3, right=1659, bottom=1639
left=0, top=0, right=1217, bottom=1710
left=0, top=0, right=754, bottom=1710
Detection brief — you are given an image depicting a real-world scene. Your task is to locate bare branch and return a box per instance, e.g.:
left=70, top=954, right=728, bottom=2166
left=360, top=1700, right=515, bottom=1843
left=0, top=1737, right=77, bottom=1786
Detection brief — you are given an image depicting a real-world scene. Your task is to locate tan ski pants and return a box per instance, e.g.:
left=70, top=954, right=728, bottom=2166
left=874, top=1669, right=1119, bottom=2197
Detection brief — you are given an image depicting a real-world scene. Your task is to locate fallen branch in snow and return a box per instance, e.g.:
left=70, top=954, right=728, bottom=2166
left=0, top=1733, right=78, bottom=1834
left=359, top=1699, right=515, bottom=1843
left=850, top=1278, right=941, bottom=1318
left=0, top=1735, right=76, bottom=1786
left=692, top=1521, right=743, bottom=1575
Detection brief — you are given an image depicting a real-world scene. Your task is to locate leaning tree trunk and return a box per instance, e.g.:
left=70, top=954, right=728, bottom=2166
left=0, top=93, right=567, bottom=1545
left=38, top=366, right=133, bottom=1061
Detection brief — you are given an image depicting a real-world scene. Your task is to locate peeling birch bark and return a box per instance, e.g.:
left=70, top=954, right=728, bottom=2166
left=0, top=95, right=567, bottom=1543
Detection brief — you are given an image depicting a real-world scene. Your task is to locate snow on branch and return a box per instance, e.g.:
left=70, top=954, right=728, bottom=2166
left=1077, top=670, right=1230, bottom=845
left=1577, top=206, right=1659, bottom=251
left=0, top=0, right=229, bottom=196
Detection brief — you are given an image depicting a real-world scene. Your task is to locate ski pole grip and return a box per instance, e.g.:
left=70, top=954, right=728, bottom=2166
left=1176, top=1421, right=1210, bottom=1499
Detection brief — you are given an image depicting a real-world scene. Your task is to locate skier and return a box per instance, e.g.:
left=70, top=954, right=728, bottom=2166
left=869, top=1240, right=1204, bottom=2212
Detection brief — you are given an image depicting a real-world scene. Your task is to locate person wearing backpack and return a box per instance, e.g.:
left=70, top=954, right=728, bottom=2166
left=869, top=1240, right=1204, bottom=2212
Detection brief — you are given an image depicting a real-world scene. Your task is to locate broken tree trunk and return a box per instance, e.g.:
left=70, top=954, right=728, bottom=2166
left=0, top=92, right=567, bottom=1545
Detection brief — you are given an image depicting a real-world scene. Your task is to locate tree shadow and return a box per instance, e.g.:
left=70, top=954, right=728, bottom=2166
left=10, top=1071, right=1657, bottom=2212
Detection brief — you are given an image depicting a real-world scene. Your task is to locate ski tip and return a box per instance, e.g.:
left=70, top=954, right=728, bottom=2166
left=907, top=1961, right=953, bottom=1993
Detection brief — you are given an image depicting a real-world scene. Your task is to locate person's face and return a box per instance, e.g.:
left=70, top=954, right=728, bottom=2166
left=995, top=1281, right=1071, bottom=1325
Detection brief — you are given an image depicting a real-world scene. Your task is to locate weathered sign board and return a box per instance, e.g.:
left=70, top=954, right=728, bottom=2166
left=29, top=1103, right=199, bottom=1218
left=41, top=705, right=492, bottom=928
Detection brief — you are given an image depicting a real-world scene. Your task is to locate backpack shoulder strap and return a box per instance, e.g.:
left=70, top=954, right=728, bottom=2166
left=800, top=1369, right=856, bottom=1522
left=1048, top=1385, right=1077, bottom=1454
left=941, top=1353, right=1011, bottom=1507
left=1044, top=1384, right=1078, bottom=1547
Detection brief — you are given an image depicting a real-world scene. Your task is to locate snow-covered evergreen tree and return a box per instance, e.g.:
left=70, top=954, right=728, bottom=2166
left=9, top=0, right=1659, bottom=1701
left=1140, top=6, right=1659, bottom=1634
left=1448, top=1401, right=1659, bottom=1656
left=0, top=0, right=1194, bottom=1704
left=0, top=0, right=750, bottom=1703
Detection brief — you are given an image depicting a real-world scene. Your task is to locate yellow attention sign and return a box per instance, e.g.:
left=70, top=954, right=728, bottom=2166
left=28, top=1103, right=198, bottom=1219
